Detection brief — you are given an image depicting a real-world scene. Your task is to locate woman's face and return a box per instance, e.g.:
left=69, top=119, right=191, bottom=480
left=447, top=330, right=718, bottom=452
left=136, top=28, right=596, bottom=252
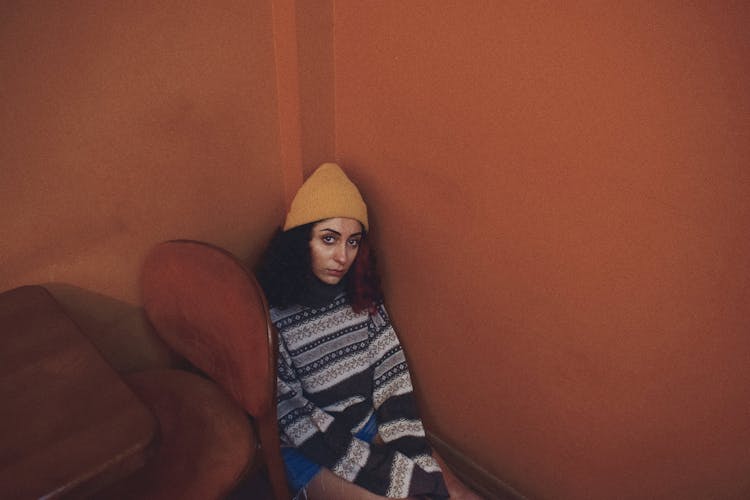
left=309, top=217, right=363, bottom=285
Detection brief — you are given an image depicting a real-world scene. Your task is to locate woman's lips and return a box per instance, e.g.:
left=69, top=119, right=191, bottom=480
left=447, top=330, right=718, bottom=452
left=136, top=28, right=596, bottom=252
left=327, top=269, right=344, bottom=276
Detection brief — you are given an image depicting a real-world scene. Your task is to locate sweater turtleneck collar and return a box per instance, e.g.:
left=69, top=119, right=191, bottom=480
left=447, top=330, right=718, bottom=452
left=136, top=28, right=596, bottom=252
left=299, top=275, right=347, bottom=308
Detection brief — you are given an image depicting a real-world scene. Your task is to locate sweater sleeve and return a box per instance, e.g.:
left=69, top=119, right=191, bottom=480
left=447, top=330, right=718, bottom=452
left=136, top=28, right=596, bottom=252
left=370, top=304, right=446, bottom=473
left=277, top=331, right=448, bottom=498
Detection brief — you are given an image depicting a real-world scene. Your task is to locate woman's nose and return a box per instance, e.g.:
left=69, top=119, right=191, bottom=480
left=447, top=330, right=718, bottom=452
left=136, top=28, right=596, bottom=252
left=333, top=244, right=346, bottom=263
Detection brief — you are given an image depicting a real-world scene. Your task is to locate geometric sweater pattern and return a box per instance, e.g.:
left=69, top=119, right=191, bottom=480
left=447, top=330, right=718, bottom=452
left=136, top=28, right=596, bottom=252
left=271, top=294, right=449, bottom=498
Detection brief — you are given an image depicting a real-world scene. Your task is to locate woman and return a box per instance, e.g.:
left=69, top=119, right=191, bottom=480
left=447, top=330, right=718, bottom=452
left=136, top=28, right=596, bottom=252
left=257, top=163, right=479, bottom=499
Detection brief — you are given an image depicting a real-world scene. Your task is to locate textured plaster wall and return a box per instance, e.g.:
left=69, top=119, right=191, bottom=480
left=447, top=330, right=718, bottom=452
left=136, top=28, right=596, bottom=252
left=333, top=2, right=750, bottom=498
left=1, top=1, right=285, bottom=303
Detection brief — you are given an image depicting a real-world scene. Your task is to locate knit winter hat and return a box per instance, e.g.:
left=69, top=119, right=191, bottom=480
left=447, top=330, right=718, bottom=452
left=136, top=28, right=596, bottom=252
left=283, top=163, right=369, bottom=231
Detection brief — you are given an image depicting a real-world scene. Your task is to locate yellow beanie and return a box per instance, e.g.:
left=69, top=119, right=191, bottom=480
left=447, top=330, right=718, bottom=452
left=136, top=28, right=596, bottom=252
left=284, top=163, right=369, bottom=231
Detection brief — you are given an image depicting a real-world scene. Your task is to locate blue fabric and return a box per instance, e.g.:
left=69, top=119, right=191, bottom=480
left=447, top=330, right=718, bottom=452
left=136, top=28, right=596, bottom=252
left=282, top=414, right=378, bottom=493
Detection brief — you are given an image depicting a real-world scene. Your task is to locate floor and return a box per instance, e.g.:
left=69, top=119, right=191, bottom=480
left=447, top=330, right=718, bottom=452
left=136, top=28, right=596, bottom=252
left=227, top=469, right=273, bottom=500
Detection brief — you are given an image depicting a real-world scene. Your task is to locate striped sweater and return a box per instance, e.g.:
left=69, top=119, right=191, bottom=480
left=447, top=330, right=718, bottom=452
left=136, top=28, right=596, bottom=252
left=271, top=294, right=448, bottom=498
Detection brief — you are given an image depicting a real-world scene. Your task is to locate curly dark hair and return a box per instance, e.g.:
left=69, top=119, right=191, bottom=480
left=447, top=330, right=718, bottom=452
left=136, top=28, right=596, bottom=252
left=256, top=222, right=382, bottom=313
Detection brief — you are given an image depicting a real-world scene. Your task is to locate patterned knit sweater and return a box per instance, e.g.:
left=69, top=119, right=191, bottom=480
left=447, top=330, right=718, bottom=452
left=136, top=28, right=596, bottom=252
left=271, top=293, right=449, bottom=498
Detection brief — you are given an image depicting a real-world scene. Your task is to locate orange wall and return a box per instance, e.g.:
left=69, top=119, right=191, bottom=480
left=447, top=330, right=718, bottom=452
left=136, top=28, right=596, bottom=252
left=296, top=0, right=334, bottom=178
left=1, top=1, right=285, bottom=303
left=271, top=0, right=335, bottom=204
left=334, top=2, right=750, bottom=499
left=4, top=2, right=749, bottom=497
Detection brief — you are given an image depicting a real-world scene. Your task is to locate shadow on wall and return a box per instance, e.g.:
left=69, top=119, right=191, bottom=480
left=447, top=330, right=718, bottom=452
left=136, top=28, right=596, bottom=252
left=42, top=283, right=182, bottom=373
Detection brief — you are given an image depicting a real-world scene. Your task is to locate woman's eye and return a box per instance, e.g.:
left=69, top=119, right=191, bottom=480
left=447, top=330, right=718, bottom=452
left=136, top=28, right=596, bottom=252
left=322, top=235, right=336, bottom=244
left=348, top=239, right=361, bottom=247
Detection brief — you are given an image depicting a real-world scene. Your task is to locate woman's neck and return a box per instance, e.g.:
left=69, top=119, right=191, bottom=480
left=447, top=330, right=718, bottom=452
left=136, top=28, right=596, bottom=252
left=299, top=275, right=346, bottom=308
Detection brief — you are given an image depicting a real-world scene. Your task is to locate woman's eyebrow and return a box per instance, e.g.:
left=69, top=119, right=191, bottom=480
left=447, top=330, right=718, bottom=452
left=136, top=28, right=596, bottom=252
left=319, top=228, right=363, bottom=238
